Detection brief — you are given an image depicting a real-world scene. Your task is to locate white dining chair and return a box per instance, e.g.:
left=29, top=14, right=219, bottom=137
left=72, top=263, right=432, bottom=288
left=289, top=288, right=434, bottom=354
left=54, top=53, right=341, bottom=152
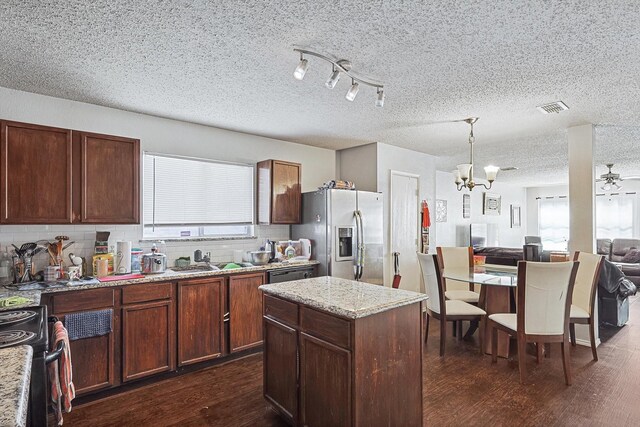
left=436, top=246, right=479, bottom=304
left=570, top=251, right=604, bottom=361
left=417, top=252, right=486, bottom=357
left=488, top=260, right=579, bottom=385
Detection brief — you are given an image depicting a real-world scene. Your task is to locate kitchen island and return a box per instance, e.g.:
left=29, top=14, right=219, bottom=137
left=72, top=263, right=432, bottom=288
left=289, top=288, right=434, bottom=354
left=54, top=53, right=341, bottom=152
left=260, top=276, right=427, bottom=427
left=0, top=345, right=33, bottom=427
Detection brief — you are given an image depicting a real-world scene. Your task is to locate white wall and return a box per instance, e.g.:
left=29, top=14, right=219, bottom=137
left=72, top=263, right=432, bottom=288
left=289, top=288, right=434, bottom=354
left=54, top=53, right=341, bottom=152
left=435, top=171, right=527, bottom=248
left=337, top=143, right=378, bottom=192
left=0, top=87, right=336, bottom=271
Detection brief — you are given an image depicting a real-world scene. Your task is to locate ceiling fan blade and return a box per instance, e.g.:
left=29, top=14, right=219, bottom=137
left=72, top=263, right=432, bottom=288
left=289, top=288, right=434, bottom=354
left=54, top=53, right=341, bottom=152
left=621, top=176, right=640, bottom=181
left=389, top=118, right=475, bottom=130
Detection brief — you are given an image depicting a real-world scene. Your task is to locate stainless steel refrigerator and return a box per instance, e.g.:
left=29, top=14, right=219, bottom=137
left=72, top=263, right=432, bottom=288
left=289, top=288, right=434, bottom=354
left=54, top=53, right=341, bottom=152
left=291, top=189, right=384, bottom=285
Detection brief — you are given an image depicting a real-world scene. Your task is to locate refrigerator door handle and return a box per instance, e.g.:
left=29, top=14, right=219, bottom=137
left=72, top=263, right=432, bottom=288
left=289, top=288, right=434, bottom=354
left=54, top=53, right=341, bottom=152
left=353, top=210, right=360, bottom=280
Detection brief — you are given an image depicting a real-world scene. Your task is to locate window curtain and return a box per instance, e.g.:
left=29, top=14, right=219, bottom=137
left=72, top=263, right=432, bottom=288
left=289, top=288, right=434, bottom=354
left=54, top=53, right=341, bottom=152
left=538, top=198, right=569, bottom=251
left=596, top=194, right=635, bottom=239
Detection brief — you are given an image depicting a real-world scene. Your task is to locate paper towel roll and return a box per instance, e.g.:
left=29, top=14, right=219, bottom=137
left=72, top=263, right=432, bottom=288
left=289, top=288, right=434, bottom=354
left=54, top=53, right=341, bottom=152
left=116, top=241, right=132, bottom=274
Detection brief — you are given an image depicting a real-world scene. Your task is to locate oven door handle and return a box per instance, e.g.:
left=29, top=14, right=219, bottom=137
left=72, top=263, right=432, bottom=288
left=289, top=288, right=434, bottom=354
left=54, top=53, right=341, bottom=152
left=45, top=340, right=65, bottom=365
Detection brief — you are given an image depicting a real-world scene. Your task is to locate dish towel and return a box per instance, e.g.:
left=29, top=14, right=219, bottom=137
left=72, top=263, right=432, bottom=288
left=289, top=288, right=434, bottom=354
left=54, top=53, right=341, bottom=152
left=48, top=321, right=75, bottom=426
left=65, top=309, right=113, bottom=340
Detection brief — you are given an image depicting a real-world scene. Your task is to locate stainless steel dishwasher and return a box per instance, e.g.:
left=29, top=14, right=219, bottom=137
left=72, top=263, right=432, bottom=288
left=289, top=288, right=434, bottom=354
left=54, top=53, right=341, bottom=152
left=267, top=265, right=317, bottom=283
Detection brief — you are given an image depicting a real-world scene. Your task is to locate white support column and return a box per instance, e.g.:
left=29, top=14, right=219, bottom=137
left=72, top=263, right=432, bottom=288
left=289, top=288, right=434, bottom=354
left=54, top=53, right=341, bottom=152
left=567, top=124, right=598, bottom=346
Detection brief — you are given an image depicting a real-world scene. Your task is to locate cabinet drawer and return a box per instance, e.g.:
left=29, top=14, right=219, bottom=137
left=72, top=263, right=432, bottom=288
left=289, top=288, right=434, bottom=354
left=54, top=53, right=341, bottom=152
left=300, top=306, right=351, bottom=349
left=122, top=282, right=173, bottom=304
left=264, top=295, right=298, bottom=326
left=52, top=288, right=114, bottom=313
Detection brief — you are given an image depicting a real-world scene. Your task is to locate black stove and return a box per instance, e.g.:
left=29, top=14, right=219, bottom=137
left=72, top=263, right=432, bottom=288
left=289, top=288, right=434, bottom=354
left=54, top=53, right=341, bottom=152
left=0, top=305, right=50, bottom=426
left=0, top=306, right=48, bottom=352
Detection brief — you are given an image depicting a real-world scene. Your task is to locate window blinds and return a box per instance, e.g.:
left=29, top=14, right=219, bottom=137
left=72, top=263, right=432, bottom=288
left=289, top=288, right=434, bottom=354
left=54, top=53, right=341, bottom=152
left=143, top=153, right=254, bottom=226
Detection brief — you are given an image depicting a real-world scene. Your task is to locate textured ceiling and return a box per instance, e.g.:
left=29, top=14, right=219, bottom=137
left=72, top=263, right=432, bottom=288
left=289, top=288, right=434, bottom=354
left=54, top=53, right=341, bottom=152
left=1, top=1, right=640, bottom=186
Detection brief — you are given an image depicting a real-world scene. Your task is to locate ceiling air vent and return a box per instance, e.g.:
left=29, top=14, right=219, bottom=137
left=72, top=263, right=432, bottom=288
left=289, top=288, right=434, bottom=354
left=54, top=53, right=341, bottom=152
left=536, top=101, right=569, bottom=114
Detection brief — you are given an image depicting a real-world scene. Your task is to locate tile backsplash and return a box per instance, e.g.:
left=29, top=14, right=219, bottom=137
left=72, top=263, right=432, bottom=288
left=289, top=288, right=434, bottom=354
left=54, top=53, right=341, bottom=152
left=0, top=224, right=289, bottom=275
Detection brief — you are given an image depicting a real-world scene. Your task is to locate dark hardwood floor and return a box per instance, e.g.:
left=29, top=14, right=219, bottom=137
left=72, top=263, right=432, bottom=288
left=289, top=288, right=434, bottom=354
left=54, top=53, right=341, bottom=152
left=63, top=297, right=640, bottom=426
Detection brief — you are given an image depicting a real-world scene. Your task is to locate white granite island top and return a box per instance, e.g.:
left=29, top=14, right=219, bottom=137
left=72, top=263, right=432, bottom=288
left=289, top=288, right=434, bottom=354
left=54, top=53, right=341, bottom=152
left=0, top=345, right=33, bottom=427
left=259, top=276, right=427, bottom=319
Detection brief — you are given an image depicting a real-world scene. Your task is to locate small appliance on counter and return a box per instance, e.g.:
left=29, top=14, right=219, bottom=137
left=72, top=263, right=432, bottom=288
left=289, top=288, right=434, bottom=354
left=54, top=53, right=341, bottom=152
left=142, top=243, right=167, bottom=274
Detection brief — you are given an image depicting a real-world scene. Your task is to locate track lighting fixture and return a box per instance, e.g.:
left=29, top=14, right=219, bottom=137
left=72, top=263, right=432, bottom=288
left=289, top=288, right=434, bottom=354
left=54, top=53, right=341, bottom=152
left=325, top=66, right=341, bottom=89
left=345, top=80, right=359, bottom=101
left=292, top=47, right=384, bottom=107
left=293, top=54, right=308, bottom=80
left=376, top=88, right=385, bottom=108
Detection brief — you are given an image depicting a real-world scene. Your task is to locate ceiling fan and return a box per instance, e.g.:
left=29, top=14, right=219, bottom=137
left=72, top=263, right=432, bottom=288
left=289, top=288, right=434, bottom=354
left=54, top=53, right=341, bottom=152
left=596, top=164, right=640, bottom=191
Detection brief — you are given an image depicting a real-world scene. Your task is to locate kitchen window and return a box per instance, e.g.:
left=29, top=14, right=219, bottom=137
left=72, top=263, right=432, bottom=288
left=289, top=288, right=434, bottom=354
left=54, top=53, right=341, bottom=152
left=143, top=153, right=255, bottom=239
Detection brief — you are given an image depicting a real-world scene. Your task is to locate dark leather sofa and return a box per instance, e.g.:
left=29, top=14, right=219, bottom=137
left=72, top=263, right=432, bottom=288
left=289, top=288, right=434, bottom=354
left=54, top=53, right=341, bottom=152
left=597, top=238, right=640, bottom=286
left=473, top=245, right=551, bottom=266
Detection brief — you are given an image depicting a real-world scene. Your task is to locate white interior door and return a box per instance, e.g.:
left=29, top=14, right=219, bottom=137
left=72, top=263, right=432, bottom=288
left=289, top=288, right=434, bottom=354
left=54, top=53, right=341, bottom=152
left=390, top=171, right=420, bottom=292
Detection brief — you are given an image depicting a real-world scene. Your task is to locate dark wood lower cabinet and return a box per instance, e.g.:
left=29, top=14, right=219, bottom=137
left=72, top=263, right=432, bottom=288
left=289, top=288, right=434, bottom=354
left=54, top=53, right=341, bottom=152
left=44, top=289, right=118, bottom=396
left=122, top=299, right=175, bottom=382
left=178, top=277, right=224, bottom=366
left=299, top=332, right=351, bottom=427
left=263, top=296, right=424, bottom=427
left=229, top=272, right=265, bottom=352
left=68, top=333, right=116, bottom=395
left=263, top=317, right=298, bottom=424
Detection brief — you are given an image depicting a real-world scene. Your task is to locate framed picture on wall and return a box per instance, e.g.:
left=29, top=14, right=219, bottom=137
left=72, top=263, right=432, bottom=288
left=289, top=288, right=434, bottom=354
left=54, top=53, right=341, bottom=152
left=483, top=192, right=501, bottom=215
left=435, top=199, right=447, bottom=222
left=462, top=194, right=471, bottom=218
left=511, top=205, right=521, bottom=228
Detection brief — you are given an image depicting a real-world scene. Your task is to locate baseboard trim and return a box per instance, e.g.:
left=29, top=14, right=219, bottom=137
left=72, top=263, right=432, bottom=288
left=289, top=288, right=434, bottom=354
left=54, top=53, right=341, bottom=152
left=575, top=337, right=601, bottom=347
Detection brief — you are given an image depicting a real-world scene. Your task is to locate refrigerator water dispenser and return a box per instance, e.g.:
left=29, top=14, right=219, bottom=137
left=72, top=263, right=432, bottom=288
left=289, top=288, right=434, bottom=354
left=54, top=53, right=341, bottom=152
left=336, top=227, right=353, bottom=261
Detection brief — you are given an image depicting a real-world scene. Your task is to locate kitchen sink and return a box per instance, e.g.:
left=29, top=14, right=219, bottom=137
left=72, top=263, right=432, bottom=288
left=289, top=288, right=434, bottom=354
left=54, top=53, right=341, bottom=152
left=168, top=264, right=220, bottom=273
left=168, top=262, right=256, bottom=273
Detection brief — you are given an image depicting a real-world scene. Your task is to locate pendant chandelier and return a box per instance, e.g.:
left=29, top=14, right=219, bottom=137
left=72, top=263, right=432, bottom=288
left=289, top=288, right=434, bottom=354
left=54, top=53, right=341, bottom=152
left=453, top=117, right=499, bottom=191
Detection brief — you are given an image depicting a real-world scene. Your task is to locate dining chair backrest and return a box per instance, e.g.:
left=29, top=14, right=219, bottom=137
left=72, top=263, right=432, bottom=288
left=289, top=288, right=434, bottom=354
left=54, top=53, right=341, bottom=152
left=436, top=246, right=473, bottom=291
left=417, top=252, right=444, bottom=315
left=572, top=252, right=604, bottom=316
left=517, top=261, right=579, bottom=336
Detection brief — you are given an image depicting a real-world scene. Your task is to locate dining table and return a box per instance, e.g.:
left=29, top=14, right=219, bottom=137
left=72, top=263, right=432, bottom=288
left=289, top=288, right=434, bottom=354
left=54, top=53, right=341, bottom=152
left=442, top=264, right=517, bottom=358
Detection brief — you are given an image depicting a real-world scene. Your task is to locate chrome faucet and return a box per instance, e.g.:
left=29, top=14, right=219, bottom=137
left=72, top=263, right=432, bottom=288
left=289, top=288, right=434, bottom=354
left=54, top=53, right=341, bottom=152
left=194, top=249, right=211, bottom=264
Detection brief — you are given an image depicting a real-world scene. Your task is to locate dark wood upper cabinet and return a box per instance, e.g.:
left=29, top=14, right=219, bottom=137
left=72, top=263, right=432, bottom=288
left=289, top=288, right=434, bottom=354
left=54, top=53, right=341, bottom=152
left=229, top=272, right=265, bottom=353
left=0, top=119, right=140, bottom=224
left=257, top=159, right=301, bottom=224
left=76, top=131, right=140, bottom=224
left=0, top=121, right=73, bottom=223
left=177, top=277, right=225, bottom=366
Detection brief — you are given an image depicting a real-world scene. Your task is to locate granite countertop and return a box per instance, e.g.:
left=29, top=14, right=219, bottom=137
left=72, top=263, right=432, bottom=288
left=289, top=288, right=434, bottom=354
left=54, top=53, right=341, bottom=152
left=36, top=260, right=319, bottom=294
left=0, top=291, right=42, bottom=312
left=259, top=276, right=427, bottom=319
left=0, top=346, right=33, bottom=427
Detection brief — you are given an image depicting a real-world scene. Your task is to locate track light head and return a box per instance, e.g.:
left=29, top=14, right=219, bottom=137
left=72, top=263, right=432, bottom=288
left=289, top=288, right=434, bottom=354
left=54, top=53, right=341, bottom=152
left=293, top=58, right=308, bottom=80
left=345, top=80, right=359, bottom=101
left=376, top=88, right=385, bottom=107
left=325, top=68, right=341, bottom=89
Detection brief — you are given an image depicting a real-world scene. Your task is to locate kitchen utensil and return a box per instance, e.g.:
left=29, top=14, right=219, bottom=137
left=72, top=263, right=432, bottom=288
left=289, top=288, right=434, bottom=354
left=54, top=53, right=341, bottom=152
left=62, top=241, right=74, bottom=250
left=392, top=252, right=401, bottom=289
left=142, top=247, right=167, bottom=274
left=19, top=242, right=37, bottom=253
left=250, top=251, right=271, bottom=265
